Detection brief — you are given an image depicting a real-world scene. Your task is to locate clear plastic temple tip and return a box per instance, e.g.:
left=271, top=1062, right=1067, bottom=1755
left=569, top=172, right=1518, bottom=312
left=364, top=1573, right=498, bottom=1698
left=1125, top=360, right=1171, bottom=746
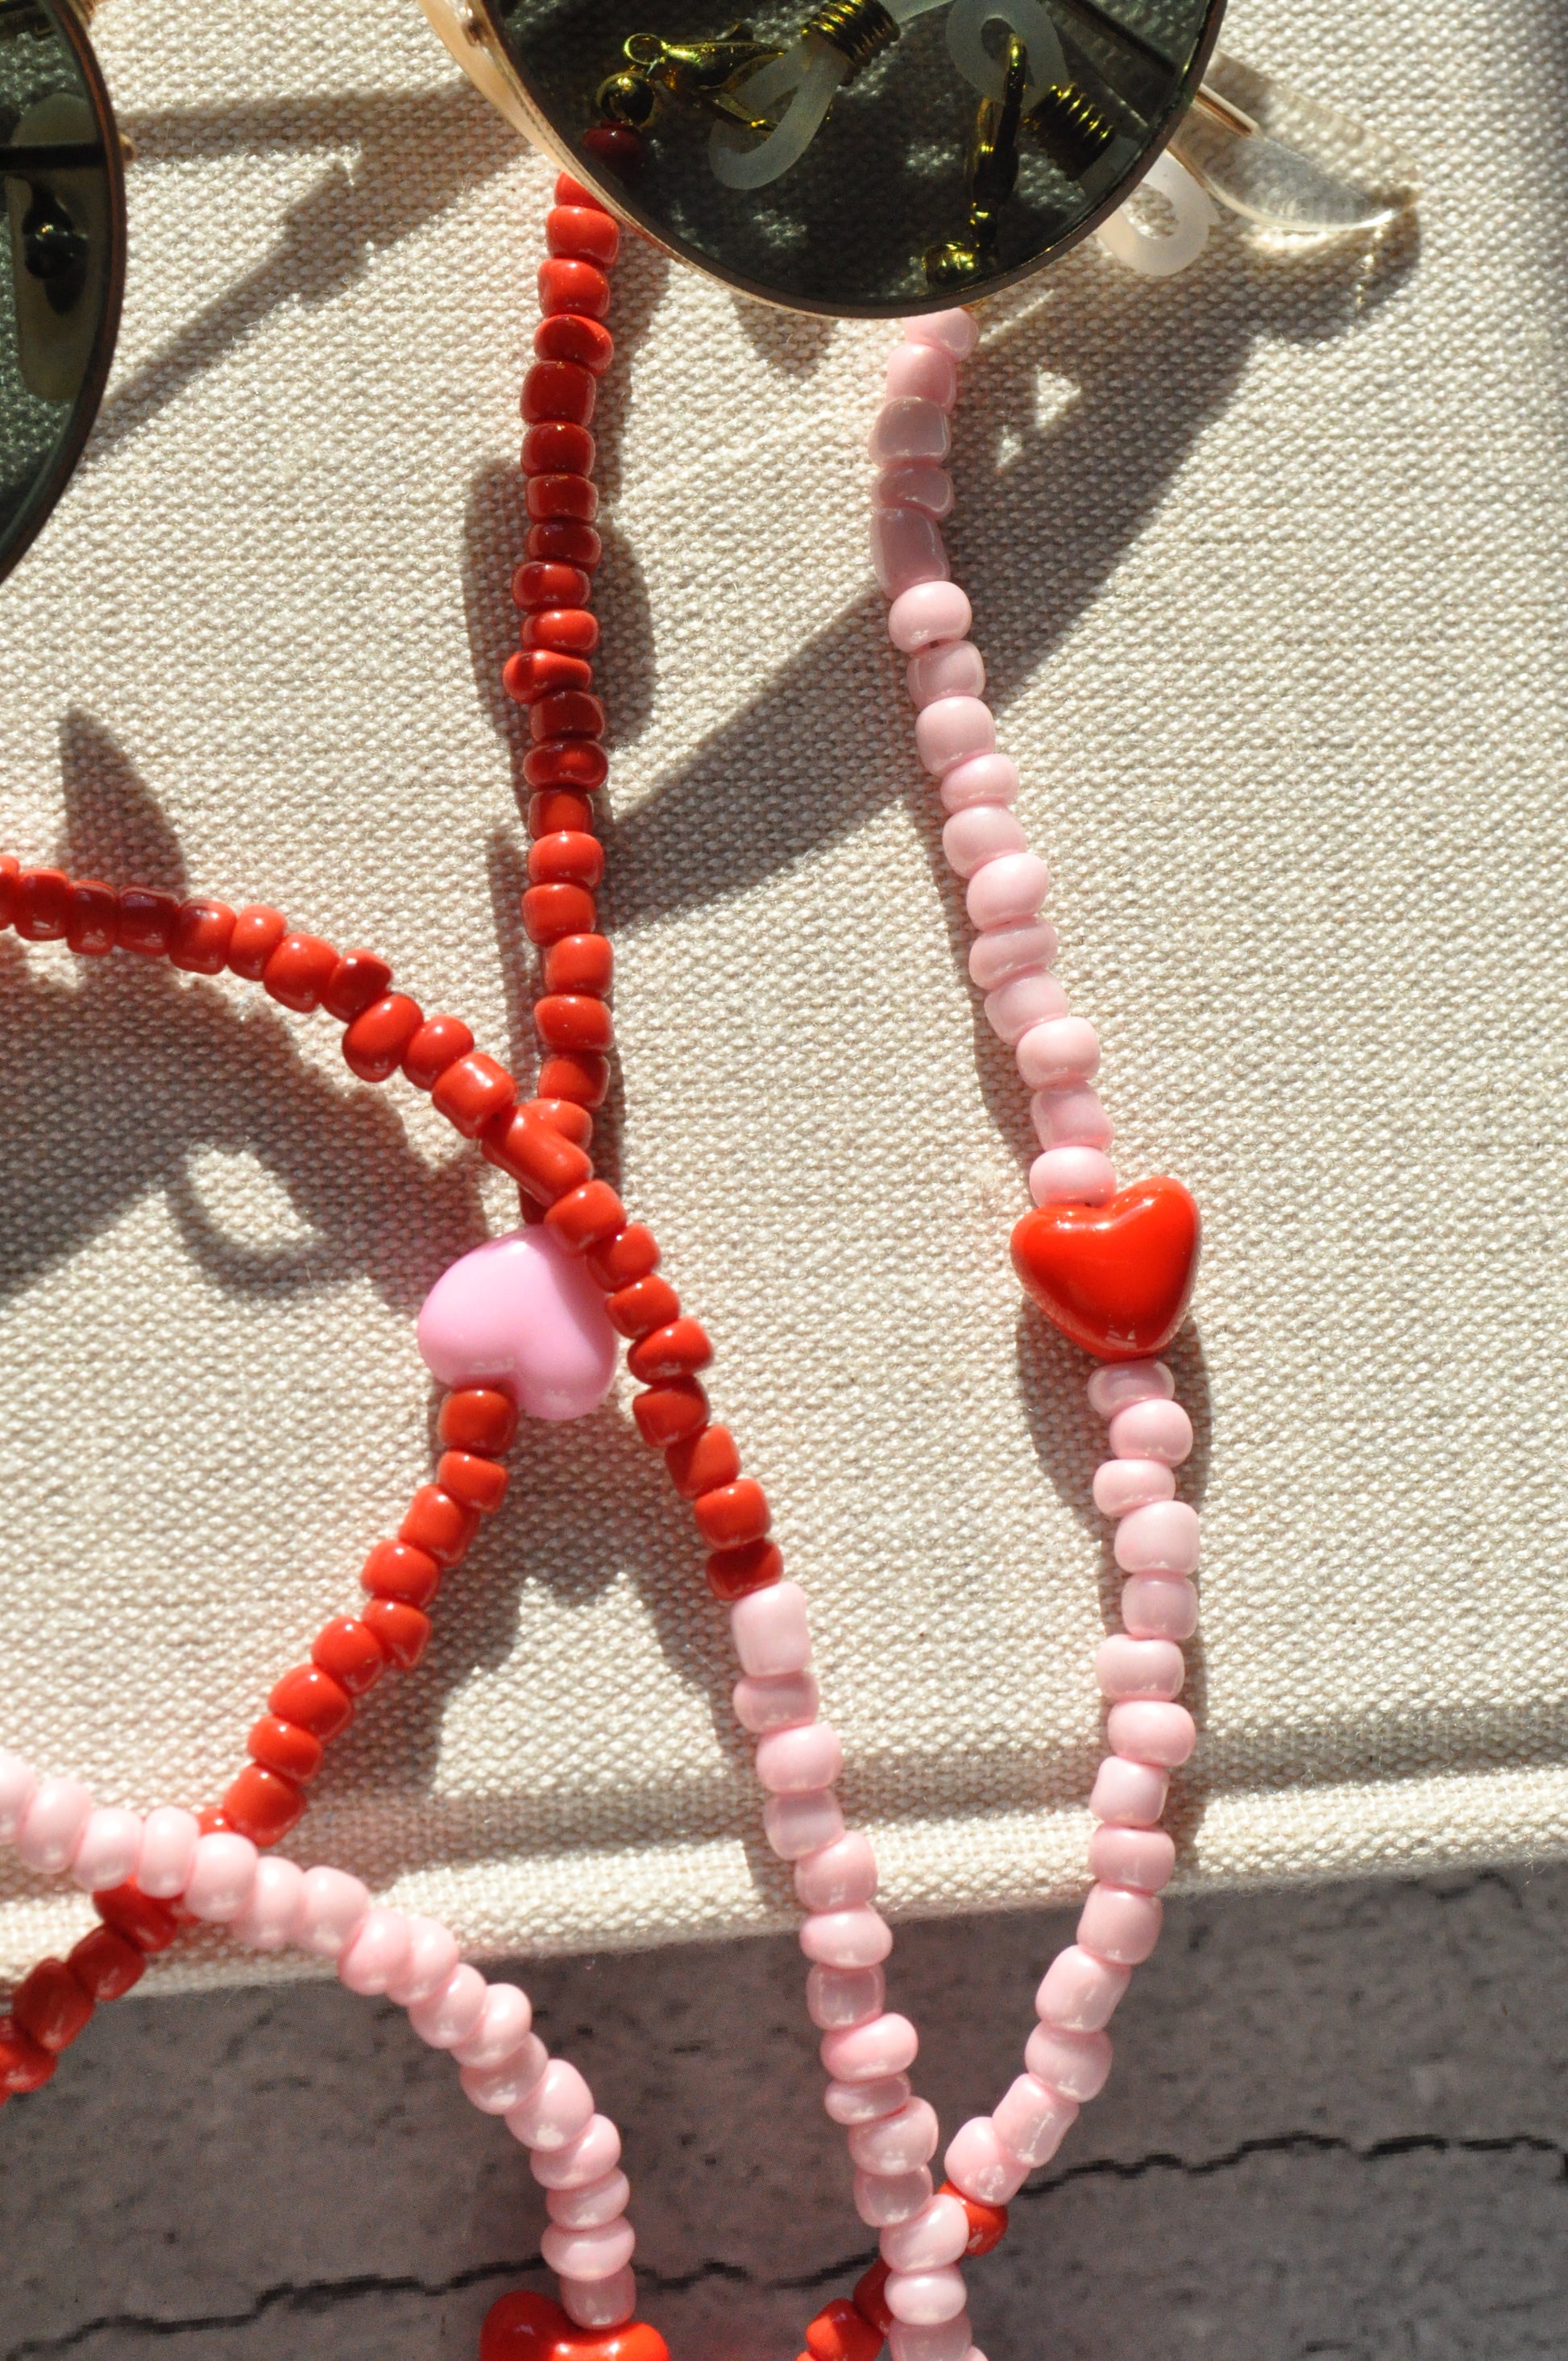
left=1171, top=53, right=1420, bottom=239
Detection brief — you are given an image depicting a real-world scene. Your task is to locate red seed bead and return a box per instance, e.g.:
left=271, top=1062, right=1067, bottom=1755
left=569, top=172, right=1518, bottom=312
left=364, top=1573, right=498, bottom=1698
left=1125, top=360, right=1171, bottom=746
left=545, top=1180, right=626, bottom=1254
left=539, top=255, right=611, bottom=317
left=116, top=886, right=179, bottom=957
left=312, top=1616, right=388, bottom=1695
left=342, top=993, right=424, bottom=1083
left=15, top=867, right=70, bottom=941
left=525, top=1097, right=595, bottom=1147
left=68, top=1926, right=145, bottom=2003
left=483, top=1105, right=594, bottom=1205
left=587, top=1222, right=660, bottom=1290
left=0, top=2018, right=56, bottom=2093
left=505, top=649, right=595, bottom=706
left=694, top=1478, right=771, bottom=1549
left=707, top=1538, right=785, bottom=1600
left=522, top=882, right=597, bottom=944
left=940, top=2181, right=1009, bottom=2256
left=528, top=474, right=599, bottom=525
left=531, top=690, right=604, bottom=744
left=321, top=949, right=394, bottom=1023
left=513, top=559, right=593, bottom=612
left=228, top=904, right=288, bottom=980
left=529, top=832, right=605, bottom=890
left=438, top=1448, right=511, bottom=1514
left=543, top=932, right=613, bottom=996
left=65, top=880, right=118, bottom=956
left=528, top=791, right=597, bottom=839
left=438, top=1386, right=519, bottom=1455
left=170, top=898, right=237, bottom=973
left=432, top=1050, right=517, bottom=1139
left=536, top=316, right=613, bottom=380
left=222, top=1763, right=307, bottom=1846
left=93, top=1882, right=182, bottom=1954
left=553, top=171, right=605, bottom=210
left=524, top=739, right=609, bottom=793
left=523, top=607, right=599, bottom=658
left=404, top=1015, right=475, bottom=1090
left=627, top=1317, right=713, bottom=1383
left=852, top=2261, right=894, bottom=2335
left=361, top=1537, right=442, bottom=1609
left=263, top=932, right=339, bottom=1013
left=547, top=205, right=620, bottom=267
left=401, top=1484, right=482, bottom=1568
left=536, top=994, right=614, bottom=1054
left=581, top=122, right=644, bottom=174
left=14, top=1959, right=93, bottom=2052
left=362, top=1598, right=432, bottom=1670
left=526, top=520, right=603, bottom=571
left=522, top=357, right=597, bottom=426
left=539, top=1050, right=611, bottom=1108
left=247, top=1714, right=325, bottom=1784
left=665, top=1424, right=741, bottom=1500
left=523, top=421, right=596, bottom=479
left=270, top=1663, right=355, bottom=1741
left=606, top=1274, right=680, bottom=1339
left=632, top=1376, right=709, bottom=1446
left=805, top=2300, right=882, bottom=2361
left=0, top=853, right=18, bottom=927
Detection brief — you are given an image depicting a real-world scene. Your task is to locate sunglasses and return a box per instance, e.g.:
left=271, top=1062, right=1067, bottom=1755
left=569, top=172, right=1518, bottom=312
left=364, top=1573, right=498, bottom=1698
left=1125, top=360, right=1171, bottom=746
left=1, top=0, right=1413, bottom=583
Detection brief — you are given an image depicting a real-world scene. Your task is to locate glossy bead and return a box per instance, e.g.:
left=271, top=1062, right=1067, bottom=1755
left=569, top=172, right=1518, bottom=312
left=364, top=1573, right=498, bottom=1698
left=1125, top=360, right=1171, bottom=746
left=901, top=307, right=979, bottom=358
left=270, top=1665, right=354, bottom=1742
left=1096, top=1635, right=1184, bottom=1701
left=13, top=1960, right=92, bottom=2052
left=400, top=1486, right=480, bottom=1569
left=386, top=1916, right=463, bottom=2007
left=805, top=2298, right=884, bottom=2361
left=547, top=2168, right=633, bottom=2237
left=0, top=2018, right=56, bottom=2092
left=93, top=1882, right=180, bottom=1953
left=795, top=1831, right=878, bottom=1911
left=529, top=474, right=599, bottom=525
left=0, top=1753, right=35, bottom=1843
left=544, top=931, right=612, bottom=994
left=732, top=1667, right=819, bottom=1735
left=855, top=2167, right=934, bottom=2228
left=1121, top=1573, right=1199, bottom=1641
left=969, top=918, right=1058, bottom=990
left=247, top=1714, right=325, bottom=1782
left=540, top=1050, right=611, bottom=1107
left=66, top=880, right=118, bottom=956
left=729, top=1579, right=811, bottom=1674
left=558, top=2272, right=638, bottom=2331
left=525, top=605, right=599, bottom=656
left=869, top=396, right=951, bottom=464
left=1114, top=1500, right=1201, bottom=1574
left=1012, top=1181, right=1205, bottom=1362
left=632, top=1376, right=708, bottom=1446
left=826, top=2072, right=912, bottom=2127
left=68, top=1925, right=145, bottom=2002
left=940, top=752, right=1019, bottom=815
left=942, top=2117, right=1031, bottom=2205
left=409, top=1962, right=487, bottom=2049
left=1092, top=1458, right=1176, bottom=1520
left=849, top=2098, right=939, bottom=2174
left=360, top=1537, right=442, bottom=1608
left=757, top=1723, right=842, bottom=1796
left=1034, top=1944, right=1131, bottom=2032
left=966, top=852, right=1051, bottom=930
left=524, top=421, right=596, bottom=480
left=525, top=737, right=609, bottom=790
left=1108, top=1396, right=1194, bottom=1465
left=541, top=2218, right=636, bottom=2282
left=942, top=805, right=1027, bottom=878
left=230, top=1856, right=308, bottom=1951
left=440, top=1386, right=520, bottom=1456
left=886, top=579, right=971, bottom=652
left=885, top=341, right=958, bottom=408
left=1086, top=1823, right=1176, bottom=1892
left=513, top=559, right=593, bottom=612
left=403, top=1014, right=475, bottom=1090
left=430, top=1051, right=516, bottom=1140
left=1031, top=1147, right=1117, bottom=1208
left=522, top=357, right=597, bottom=425
left=545, top=1180, right=626, bottom=1254
left=0, top=853, right=15, bottom=927
left=507, top=2056, right=596, bottom=2151
left=1086, top=1756, right=1169, bottom=1828
left=360, top=1606, right=429, bottom=1676
left=297, top=1865, right=371, bottom=1959
left=482, top=1106, right=594, bottom=1204
left=452, top=1980, right=534, bottom=2069
left=529, top=2112, right=621, bottom=2189
left=417, top=1227, right=617, bottom=1420
left=169, top=898, right=236, bottom=973
left=263, top=932, right=338, bottom=1012
left=706, top=1537, right=784, bottom=1600
left=535, top=993, right=614, bottom=1054
left=527, top=520, right=604, bottom=572
left=227, top=904, right=288, bottom=980
left=607, top=1275, right=680, bottom=1338
left=15, top=867, right=69, bottom=941
left=463, top=2038, right=549, bottom=2118
left=321, top=949, right=392, bottom=1023
left=807, top=1961, right=885, bottom=2031
left=312, top=1616, right=388, bottom=1695
left=907, top=641, right=984, bottom=708
left=539, top=255, right=611, bottom=317
left=885, top=2266, right=967, bottom=2325
left=627, top=1318, right=711, bottom=1382
left=1088, top=1358, right=1176, bottom=1419
left=528, top=794, right=598, bottom=842
left=871, top=508, right=948, bottom=598
left=342, top=993, right=423, bottom=1083
left=1023, top=2021, right=1112, bottom=2102
left=185, top=1832, right=259, bottom=1923
left=991, top=2073, right=1079, bottom=2168
left=68, top=1807, right=143, bottom=1893
left=587, top=1223, right=659, bottom=1290
left=116, top=886, right=178, bottom=957
left=1017, top=1016, right=1100, bottom=1090
left=339, top=1908, right=415, bottom=1997
left=853, top=2259, right=894, bottom=2333
left=983, top=971, right=1065, bottom=1046
left=819, top=2007, right=915, bottom=2077
left=877, top=463, right=953, bottom=518
left=1031, top=1085, right=1113, bottom=1151
left=1076, top=1882, right=1164, bottom=1965
left=1107, top=1700, right=1197, bottom=1770
left=763, top=1788, right=844, bottom=1861
left=16, top=1777, right=93, bottom=1874
left=506, top=649, right=595, bottom=705
left=534, top=312, right=615, bottom=375
left=694, top=1478, right=770, bottom=1548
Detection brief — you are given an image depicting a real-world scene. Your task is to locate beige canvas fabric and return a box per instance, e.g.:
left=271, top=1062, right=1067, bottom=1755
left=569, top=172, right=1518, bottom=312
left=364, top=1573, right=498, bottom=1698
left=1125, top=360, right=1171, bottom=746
left=0, top=0, right=1564, bottom=1992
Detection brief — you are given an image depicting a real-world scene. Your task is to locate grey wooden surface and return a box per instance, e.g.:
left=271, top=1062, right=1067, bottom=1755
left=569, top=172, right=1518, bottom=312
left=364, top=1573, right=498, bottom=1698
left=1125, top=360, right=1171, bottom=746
left=3, top=1863, right=1567, bottom=2359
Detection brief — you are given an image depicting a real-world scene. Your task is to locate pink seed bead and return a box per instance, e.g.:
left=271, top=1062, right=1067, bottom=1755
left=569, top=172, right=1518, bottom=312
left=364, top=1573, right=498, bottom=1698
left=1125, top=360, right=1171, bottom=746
left=985, top=969, right=1066, bottom=1044
left=386, top=1915, right=463, bottom=2007
left=967, top=853, right=1051, bottom=931
left=409, top=1961, right=488, bottom=2050
left=1087, top=1359, right=1175, bottom=1419
left=888, top=2321, right=973, bottom=2361
left=942, top=804, right=1027, bottom=879
left=821, top=2010, right=919, bottom=2082
left=1031, top=1085, right=1113, bottom=1151
left=991, top=2074, right=1080, bottom=2168
left=1092, top=1458, right=1176, bottom=1517
left=887, top=579, right=972, bottom=653
left=885, top=341, right=958, bottom=408
left=915, top=695, right=995, bottom=777
left=940, top=752, right=1020, bottom=813
left=1030, top=1147, right=1117, bottom=1208
left=886, top=2265, right=968, bottom=2325
left=530, top=2113, right=622, bottom=2189
left=1087, top=1755, right=1169, bottom=1826
left=1114, top=1500, right=1201, bottom=1575
left=907, top=641, right=985, bottom=707
left=185, top=1832, right=259, bottom=1923
left=807, top=1963, right=886, bottom=2030
left=1108, top=1396, right=1194, bottom=1465
left=901, top=307, right=979, bottom=358
left=968, top=917, right=1057, bottom=990
left=1016, top=1016, right=1100, bottom=1091
left=452, top=1981, right=533, bottom=2069
left=1023, top=2023, right=1113, bottom=2102
left=730, top=1580, right=812, bottom=1675
left=296, top=1864, right=370, bottom=1956
left=0, top=1752, right=35, bottom=1843
left=547, top=2167, right=632, bottom=2230
left=1033, top=1945, right=1131, bottom=2033
left=1087, top=1824, right=1176, bottom=1893
left=541, top=2218, right=636, bottom=2281
left=869, top=396, right=952, bottom=464
left=944, top=2116, right=1031, bottom=2205
left=1078, top=1882, right=1164, bottom=1966
left=825, top=2071, right=913, bottom=2125
left=1096, top=1635, right=1186, bottom=1701
left=732, top=1668, right=820, bottom=1735
left=855, top=2165, right=935, bottom=2226
left=15, top=1776, right=93, bottom=1874
left=461, top=2035, right=549, bottom=2115
left=138, top=1805, right=201, bottom=1900
left=872, top=508, right=948, bottom=598
left=796, top=1832, right=879, bottom=1911
left=849, top=2097, right=940, bottom=2174
left=1121, top=1574, right=1199, bottom=1641
left=508, top=2056, right=595, bottom=2151
left=801, top=1906, right=893, bottom=1969
left=877, top=463, right=954, bottom=517
left=881, top=2193, right=970, bottom=2272
left=69, top=1807, right=143, bottom=1893
left=561, top=2268, right=636, bottom=2330
left=338, top=1907, right=414, bottom=1997
left=231, top=1856, right=307, bottom=1952
left=764, top=1790, right=845, bottom=1860
left=756, top=1722, right=843, bottom=1795
left=1108, top=1700, right=1197, bottom=1770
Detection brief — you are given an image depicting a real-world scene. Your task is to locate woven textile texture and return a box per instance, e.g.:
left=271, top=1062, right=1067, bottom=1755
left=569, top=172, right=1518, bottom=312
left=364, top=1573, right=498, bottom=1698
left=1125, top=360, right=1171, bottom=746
left=0, top=0, right=1563, bottom=1990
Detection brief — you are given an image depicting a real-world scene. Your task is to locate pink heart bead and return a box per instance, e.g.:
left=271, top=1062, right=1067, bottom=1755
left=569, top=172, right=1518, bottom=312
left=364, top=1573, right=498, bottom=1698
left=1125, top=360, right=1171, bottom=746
left=417, top=1226, right=618, bottom=1421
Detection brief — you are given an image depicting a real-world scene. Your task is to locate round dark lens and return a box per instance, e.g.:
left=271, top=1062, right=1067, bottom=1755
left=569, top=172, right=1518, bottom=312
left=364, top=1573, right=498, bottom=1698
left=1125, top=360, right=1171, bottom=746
left=0, top=0, right=122, bottom=582
left=482, top=0, right=1225, bottom=314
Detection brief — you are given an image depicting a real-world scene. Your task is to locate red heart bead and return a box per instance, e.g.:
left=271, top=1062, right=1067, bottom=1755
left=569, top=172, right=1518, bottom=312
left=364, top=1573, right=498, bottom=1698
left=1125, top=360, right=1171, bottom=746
left=1010, top=1176, right=1201, bottom=1363
left=480, top=2292, right=669, bottom=2361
